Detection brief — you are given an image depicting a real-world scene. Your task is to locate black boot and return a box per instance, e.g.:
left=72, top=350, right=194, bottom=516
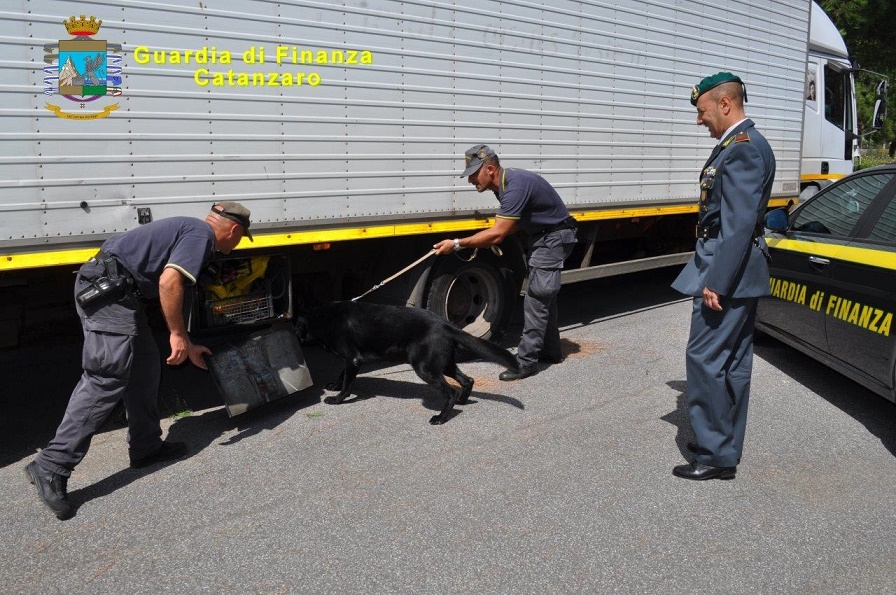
left=24, top=461, right=74, bottom=520
left=499, top=366, right=536, bottom=381
left=129, top=441, right=188, bottom=469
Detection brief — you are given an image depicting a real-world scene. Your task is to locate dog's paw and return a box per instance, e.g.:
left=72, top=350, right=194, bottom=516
left=428, top=415, right=446, bottom=425
left=324, top=396, right=343, bottom=405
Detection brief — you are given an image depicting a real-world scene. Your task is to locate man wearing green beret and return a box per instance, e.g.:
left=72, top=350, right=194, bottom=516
left=671, top=72, right=776, bottom=480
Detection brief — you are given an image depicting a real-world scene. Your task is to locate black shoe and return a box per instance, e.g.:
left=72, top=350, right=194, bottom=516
left=537, top=355, right=563, bottom=364
left=672, top=461, right=736, bottom=481
left=499, top=367, right=536, bottom=381
left=130, top=441, right=188, bottom=469
left=24, top=461, right=74, bottom=520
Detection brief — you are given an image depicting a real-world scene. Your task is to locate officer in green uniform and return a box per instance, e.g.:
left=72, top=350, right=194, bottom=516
left=671, top=73, right=776, bottom=480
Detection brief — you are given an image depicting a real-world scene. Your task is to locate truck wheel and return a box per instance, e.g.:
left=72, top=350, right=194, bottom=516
left=425, top=252, right=516, bottom=341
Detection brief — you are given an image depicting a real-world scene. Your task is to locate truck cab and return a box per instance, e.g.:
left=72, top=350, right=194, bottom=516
left=800, top=1, right=859, bottom=201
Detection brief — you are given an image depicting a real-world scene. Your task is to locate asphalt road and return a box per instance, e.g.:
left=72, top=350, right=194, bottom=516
left=2, top=267, right=895, bottom=594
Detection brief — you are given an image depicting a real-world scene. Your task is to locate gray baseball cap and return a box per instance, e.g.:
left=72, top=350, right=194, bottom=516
left=212, top=201, right=253, bottom=241
left=460, top=144, right=496, bottom=178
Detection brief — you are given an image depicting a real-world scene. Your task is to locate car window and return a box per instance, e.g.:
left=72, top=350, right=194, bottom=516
left=866, top=188, right=896, bottom=242
left=823, top=64, right=854, bottom=133
left=791, top=173, right=891, bottom=236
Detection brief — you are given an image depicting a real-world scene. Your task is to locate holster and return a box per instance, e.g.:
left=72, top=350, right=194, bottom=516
left=76, top=251, right=135, bottom=307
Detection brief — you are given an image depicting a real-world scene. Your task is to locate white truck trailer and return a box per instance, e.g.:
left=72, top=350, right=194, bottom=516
left=0, top=0, right=875, bottom=342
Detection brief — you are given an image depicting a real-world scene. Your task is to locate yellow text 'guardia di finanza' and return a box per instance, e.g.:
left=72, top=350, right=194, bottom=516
left=133, top=46, right=374, bottom=87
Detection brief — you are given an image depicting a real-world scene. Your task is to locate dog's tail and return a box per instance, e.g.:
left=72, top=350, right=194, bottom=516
left=451, top=330, right=519, bottom=372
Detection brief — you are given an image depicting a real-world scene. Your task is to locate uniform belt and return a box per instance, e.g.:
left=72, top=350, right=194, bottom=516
left=538, top=216, right=577, bottom=235
left=90, top=249, right=125, bottom=272
left=92, top=249, right=112, bottom=262
left=696, top=224, right=764, bottom=240
left=696, top=224, right=720, bottom=239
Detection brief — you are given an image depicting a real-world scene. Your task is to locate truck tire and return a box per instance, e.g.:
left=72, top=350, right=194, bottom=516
left=425, top=251, right=517, bottom=341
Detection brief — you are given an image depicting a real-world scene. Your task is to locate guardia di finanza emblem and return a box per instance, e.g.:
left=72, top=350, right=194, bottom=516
left=43, top=15, right=123, bottom=119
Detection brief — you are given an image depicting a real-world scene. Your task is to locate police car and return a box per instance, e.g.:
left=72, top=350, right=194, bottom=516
left=757, top=164, right=896, bottom=403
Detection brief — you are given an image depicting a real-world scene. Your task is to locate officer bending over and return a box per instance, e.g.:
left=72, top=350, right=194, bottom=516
left=25, top=202, right=253, bottom=520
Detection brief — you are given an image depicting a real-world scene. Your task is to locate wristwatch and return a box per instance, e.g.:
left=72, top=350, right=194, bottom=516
left=453, top=238, right=461, bottom=252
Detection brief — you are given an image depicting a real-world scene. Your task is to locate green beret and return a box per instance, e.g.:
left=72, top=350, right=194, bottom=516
left=690, top=72, right=746, bottom=105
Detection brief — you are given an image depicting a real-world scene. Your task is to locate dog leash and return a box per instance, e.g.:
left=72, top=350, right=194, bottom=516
left=350, top=244, right=502, bottom=302
left=454, top=245, right=502, bottom=262
left=351, top=249, right=437, bottom=302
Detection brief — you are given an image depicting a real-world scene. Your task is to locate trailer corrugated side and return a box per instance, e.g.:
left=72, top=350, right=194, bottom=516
left=0, top=0, right=810, bottom=341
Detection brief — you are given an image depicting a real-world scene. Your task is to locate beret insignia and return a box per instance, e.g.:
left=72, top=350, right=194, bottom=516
left=690, top=71, right=745, bottom=106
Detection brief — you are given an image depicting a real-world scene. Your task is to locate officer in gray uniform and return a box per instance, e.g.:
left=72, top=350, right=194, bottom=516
left=671, top=73, right=776, bottom=480
left=25, top=202, right=252, bottom=520
left=434, top=145, right=577, bottom=380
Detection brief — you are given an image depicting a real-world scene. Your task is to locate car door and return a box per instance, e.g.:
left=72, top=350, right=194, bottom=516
left=761, top=171, right=893, bottom=354
left=825, top=178, right=896, bottom=396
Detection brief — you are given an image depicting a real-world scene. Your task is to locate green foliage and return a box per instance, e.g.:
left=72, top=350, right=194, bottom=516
left=171, top=395, right=193, bottom=420
left=857, top=145, right=896, bottom=170
left=818, top=0, right=896, bottom=68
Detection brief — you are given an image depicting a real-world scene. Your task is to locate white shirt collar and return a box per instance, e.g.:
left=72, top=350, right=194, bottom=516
left=720, top=118, right=748, bottom=143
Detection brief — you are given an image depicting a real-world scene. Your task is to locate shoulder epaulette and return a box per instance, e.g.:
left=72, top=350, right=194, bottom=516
left=734, top=132, right=750, bottom=143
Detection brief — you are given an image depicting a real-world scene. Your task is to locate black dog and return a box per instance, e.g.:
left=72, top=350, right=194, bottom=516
left=295, top=301, right=519, bottom=425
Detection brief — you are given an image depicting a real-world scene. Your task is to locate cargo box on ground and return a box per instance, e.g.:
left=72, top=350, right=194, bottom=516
left=205, top=323, right=313, bottom=417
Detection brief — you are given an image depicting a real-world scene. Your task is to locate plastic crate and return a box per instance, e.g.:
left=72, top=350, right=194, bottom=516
left=205, top=287, right=274, bottom=326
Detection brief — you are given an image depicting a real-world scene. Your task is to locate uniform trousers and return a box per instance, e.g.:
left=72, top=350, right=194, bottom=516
left=36, top=261, right=162, bottom=477
left=685, top=295, right=758, bottom=468
left=517, top=228, right=576, bottom=368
